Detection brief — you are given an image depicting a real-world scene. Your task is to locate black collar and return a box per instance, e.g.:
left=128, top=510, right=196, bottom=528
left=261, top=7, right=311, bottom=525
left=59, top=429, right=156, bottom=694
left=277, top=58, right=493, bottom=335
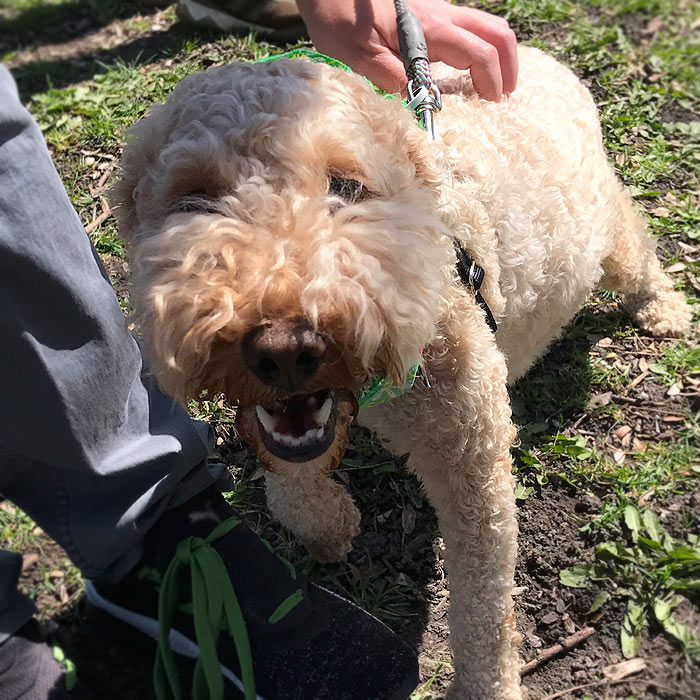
left=451, top=237, right=498, bottom=332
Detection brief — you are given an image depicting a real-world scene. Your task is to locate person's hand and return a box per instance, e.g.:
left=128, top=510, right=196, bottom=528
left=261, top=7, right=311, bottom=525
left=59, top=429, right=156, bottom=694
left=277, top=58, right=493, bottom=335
left=296, top=0, right=517, bottom=100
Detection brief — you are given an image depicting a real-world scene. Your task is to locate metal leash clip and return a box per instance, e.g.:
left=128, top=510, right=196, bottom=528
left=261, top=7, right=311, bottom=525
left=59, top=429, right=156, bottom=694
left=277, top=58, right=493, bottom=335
left=405, top=78, right=442, bottom=143
left=394, top=0, right=441, bottom=142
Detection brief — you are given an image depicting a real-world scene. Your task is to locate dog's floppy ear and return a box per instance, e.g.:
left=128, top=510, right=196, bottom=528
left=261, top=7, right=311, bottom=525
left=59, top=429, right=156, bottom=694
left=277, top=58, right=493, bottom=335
left=111, top=113, right=162, bottom=243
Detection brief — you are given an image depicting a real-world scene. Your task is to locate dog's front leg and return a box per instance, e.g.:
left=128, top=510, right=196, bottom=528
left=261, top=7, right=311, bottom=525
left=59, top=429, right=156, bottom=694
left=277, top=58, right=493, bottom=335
left=265, top=463, right=361, bottom=562
left=364, top=311, right=522, bottom=699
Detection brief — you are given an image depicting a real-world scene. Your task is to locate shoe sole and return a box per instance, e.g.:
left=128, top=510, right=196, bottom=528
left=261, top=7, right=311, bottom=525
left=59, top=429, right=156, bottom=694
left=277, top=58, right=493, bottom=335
left=85, top=580, right=418, bottom=700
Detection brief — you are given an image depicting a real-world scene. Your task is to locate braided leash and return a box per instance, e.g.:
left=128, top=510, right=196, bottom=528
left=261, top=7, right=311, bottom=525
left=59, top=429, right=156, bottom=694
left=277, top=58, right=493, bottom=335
left=394, top=0, right=441, bottom=142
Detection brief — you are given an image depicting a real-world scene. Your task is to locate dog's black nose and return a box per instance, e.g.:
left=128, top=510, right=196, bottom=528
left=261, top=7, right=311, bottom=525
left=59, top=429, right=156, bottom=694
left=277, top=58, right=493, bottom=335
left=242, top=319, right=327, bottom=391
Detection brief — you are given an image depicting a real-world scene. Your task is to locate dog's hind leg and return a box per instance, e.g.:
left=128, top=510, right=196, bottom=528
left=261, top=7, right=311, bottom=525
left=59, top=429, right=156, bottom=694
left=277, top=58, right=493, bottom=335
left=265, top=464, right=361, bottom=562
left=600, top=185, right=692, bottom=336
left=363, top=306, right=522, bottom=700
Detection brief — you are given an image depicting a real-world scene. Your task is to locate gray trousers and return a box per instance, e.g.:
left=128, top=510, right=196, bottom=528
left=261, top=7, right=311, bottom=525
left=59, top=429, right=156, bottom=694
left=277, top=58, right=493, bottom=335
left=0, top=65, right=216, bottom=641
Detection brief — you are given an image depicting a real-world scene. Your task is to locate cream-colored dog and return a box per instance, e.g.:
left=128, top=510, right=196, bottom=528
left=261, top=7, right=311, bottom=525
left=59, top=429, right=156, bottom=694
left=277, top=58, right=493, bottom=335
left=114, top=47, right=691, bottom=699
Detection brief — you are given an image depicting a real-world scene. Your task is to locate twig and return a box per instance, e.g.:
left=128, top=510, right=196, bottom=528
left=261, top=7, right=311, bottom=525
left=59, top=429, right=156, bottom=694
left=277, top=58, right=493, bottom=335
left=85, top=203, right=112, bottom=234
left=520, top=627, right=595, bottom=676
left=541, top=677, right=696, bottom=700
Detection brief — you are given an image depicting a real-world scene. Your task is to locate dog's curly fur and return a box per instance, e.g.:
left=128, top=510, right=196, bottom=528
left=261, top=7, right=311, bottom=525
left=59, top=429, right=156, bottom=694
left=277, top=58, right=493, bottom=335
left=113, top=47, right=691, bottom=699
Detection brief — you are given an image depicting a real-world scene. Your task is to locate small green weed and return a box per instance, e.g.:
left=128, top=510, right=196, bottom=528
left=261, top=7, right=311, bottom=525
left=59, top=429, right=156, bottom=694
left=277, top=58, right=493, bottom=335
left=561, top=504, right=700, bottom=658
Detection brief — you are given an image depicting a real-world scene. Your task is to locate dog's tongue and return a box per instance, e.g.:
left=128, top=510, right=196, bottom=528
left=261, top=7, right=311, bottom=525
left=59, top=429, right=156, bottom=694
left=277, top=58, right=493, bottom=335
left=268, top=390, right=332, bottom=436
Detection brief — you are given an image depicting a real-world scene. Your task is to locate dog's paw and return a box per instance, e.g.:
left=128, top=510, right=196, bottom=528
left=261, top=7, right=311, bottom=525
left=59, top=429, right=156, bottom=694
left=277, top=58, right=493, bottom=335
left=626, top=289, right=693, bottom=338
left=302, top=497, right=361, bottom=562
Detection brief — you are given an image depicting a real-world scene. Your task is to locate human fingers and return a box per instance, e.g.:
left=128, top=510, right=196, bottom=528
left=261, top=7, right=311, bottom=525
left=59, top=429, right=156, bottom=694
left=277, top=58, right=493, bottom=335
left=445, top=5, right=518, bottom=94
left=426, top=21, right=504, bottom=101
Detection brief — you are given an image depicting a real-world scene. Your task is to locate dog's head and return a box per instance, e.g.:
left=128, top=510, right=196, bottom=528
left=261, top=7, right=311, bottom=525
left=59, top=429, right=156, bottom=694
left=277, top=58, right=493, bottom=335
left=114, top=58, right=453, bottom=471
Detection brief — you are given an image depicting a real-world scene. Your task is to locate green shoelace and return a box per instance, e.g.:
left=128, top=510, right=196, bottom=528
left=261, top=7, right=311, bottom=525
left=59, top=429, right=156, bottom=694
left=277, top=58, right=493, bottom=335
left=153, top=517, right=304, bottom=700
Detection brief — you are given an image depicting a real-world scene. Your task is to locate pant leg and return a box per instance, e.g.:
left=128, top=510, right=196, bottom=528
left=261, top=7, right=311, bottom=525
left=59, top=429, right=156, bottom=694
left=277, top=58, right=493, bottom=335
left=0, top=64, right=216, bottom=639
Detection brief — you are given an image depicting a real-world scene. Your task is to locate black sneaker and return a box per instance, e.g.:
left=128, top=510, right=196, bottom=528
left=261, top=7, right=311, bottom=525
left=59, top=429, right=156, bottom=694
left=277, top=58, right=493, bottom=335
left=176, top=0, right=307, bottom=42
left=86, top=487, right=418, bottom=700
left=0, top=620, right=82, bottom=700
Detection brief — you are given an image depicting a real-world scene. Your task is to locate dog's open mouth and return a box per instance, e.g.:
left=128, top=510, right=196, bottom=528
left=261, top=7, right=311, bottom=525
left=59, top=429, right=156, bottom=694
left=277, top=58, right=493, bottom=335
left=253, top=389, right=357, bottom=463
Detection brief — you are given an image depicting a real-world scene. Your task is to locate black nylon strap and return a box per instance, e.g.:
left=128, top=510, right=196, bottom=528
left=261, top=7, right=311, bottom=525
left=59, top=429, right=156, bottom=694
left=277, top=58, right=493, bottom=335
left=451, top=236, right=498, bottom=333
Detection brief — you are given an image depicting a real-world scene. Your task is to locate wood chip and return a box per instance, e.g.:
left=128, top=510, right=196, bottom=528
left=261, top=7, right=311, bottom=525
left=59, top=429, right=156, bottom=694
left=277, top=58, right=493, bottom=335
left=626, top=369, right=649, bottom=392
left=597, top=337, right=613, bottom=347
left=603, top=657, right=647, bottom=681
left=662, top=416, right=685, bottom=423
left=666, top=383, right=682, bottom=397
left=49, top=570, right=65, bottom=579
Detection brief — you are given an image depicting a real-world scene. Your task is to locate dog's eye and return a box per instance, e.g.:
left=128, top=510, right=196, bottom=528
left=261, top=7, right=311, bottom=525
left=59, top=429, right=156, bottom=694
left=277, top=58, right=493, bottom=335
left=178, top=194, right=221, bottom=214
left=328, top=174, right=370, bottom=205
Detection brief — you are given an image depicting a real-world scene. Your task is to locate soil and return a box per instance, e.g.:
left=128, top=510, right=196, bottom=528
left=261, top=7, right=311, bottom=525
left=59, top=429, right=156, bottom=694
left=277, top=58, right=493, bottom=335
left=4, top=3, right=699, bottom=699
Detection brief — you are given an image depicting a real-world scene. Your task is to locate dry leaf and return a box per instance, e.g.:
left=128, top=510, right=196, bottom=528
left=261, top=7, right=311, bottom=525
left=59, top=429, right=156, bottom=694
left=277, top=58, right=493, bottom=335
left=21, top=553, right=39, bottom=572
left=664, top=191, right=678, bottom=204
left=590, top=391, right=613, bottom=407
left=250, top=466, right=266, bottom=480
left=402, top=504, right=417, bottom=535
left=615, top=153, right=625, bottom=166
left=650, top=206, right=670, bottom=217
left=632, top=438, right=646, bottom=453
left=662, top=415, right=684, bottom=423
left=638, top=488, right=655, bottom=506
left=665, top=262, right=686, bottom=273
left=666, top=383, right=682, bottom=397
left=563, top=617, right=576, bottom=634
left=216, top=436, right=224, bottom=446
left=49, top=570, right=65, bottom=579
left=613, top=425, right=632, bottom=440
left=597, top=337, right=613, bottom=347
left=639, top=357, right=649, bottom=373
left=613, top=450, right=626, bottom=465
left=603, top=658, right=647, bottom=681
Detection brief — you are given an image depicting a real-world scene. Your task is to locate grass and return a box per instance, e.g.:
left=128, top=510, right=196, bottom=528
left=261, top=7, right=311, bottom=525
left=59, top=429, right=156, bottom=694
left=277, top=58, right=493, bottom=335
left=0, top=0, right=698, bottom=695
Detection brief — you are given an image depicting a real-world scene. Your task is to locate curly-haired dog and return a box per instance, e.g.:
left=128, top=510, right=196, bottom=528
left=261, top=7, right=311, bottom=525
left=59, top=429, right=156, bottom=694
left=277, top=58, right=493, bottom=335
left=113, top=47, right=691, bottom=699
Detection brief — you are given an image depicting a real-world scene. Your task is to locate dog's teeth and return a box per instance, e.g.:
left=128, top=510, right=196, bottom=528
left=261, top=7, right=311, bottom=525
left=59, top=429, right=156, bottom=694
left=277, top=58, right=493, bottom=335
left=313, top=397, right=333, bottom=427
left=314, top=426, right=324, bottom=439
left=256, top=405, right=276, bottom=434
